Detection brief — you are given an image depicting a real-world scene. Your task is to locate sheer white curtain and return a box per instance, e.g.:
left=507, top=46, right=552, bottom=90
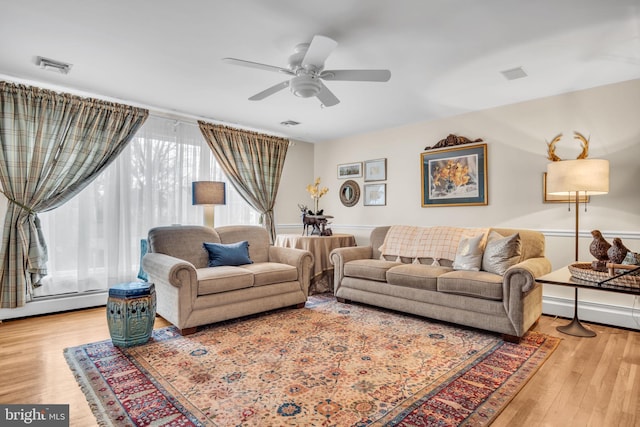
left=34, top=116, right=259, bottom=297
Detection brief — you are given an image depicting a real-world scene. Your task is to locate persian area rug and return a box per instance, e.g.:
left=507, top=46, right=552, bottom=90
left=64, top=295, right=559, bottom=426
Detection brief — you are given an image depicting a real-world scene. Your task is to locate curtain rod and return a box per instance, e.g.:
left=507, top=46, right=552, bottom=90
left=0, top=73, right=290, bottom=138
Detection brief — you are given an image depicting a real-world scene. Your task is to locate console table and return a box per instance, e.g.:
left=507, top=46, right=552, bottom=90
left=275, top=233, right=356, bottom=294
left=537, top=265, right=640, bottom=337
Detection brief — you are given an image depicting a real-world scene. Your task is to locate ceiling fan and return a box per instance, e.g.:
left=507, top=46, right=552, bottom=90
left=222, top=35, right=391, bottom=107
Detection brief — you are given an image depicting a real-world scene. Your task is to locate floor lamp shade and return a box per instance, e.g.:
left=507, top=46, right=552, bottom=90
left=546, top=159, right=609, bottom=195
left=192, top=181, right=226, bottom=228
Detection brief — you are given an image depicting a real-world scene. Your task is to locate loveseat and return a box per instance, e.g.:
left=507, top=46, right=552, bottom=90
left=142, top=225, right=313, bottom=335
left=330, top=225, right=552, bottom=340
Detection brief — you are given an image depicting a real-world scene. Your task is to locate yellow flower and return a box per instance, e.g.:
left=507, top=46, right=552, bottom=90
left=306, top=177, right=328, bottom=200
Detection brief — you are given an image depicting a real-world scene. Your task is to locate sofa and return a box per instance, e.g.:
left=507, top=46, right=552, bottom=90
left=142, top=225, right=313, bottom=335
left=330, top=225, right=552, bottom=340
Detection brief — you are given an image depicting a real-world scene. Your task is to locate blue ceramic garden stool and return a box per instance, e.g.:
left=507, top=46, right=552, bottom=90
left=107, top=282, right=156, bottom=347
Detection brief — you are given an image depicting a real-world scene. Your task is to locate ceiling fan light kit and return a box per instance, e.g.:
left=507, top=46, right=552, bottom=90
left=290, top=75, right=321, bottom=98
left=223, top=35, right=391, bottom=107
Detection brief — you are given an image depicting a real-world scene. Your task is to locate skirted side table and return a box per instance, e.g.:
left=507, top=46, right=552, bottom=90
left=275, top=233, right=356, bottom=294
left=107, top=282, right=156, bottom=347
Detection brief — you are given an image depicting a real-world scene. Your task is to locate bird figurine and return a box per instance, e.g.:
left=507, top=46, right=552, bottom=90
left=589, top=230, right=611, bottom=261
left=607, top=238, right=630, bottom=264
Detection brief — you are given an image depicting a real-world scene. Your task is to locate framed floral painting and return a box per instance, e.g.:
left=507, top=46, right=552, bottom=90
left=421, top=144, right=488, bottom=207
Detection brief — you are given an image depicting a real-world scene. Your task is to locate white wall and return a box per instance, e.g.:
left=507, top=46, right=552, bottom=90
left=282, top=79, right=640, bottom=329
left=274, top=139, right=316, bottom=228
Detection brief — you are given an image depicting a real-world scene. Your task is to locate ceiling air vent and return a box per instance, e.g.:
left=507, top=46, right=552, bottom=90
left=280, top=120, right=300, bottom=127
left=500, top=66, right=527, bottom=81
left=36, top=56, right=72, bottom=74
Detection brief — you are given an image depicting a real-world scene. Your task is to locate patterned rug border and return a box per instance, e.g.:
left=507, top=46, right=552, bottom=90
left=64, top=296, right=560, bottom=426
left=381, top=331, right=560, bottom=426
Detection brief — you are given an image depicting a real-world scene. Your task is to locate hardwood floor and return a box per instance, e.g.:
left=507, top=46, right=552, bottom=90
left=0, top=307, right=171, bottom=426
left=0, top=307, right=638, bottom=427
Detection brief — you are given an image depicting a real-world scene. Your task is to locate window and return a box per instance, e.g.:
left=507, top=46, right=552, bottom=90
left=35, top=116, right=258, bottom=297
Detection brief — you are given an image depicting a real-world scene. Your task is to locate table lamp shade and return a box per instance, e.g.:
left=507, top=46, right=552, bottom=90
left=192, top=181, right=226, bottom=205
left=546, top=159, right=609, bottom=196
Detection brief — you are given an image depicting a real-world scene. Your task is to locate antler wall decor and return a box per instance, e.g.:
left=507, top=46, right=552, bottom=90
left=546, top=131, right=590, bottom=161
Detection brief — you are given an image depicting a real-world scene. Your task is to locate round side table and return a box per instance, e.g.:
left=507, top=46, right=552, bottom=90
left=107, top=282, right=156, bottom=347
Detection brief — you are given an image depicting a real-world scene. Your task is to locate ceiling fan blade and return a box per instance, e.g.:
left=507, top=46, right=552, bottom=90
left=321, top=69, right=391, bottom=82
left=222, top=58, right=294, bottom=75
left=301, top=35, right=338, bottom=69
left=248, top=80, right=290, bottom=101
left=316, top=81, right=340, bottom=107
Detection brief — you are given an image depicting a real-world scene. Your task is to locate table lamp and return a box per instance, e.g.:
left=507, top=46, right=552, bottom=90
left=192, top=181, right=226, bottom=228
left=546, top=158, right=609, bottom=336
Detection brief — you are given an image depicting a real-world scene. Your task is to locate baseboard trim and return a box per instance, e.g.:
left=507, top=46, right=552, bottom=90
left=0, top=292, right=107, bottom=320
left=543, top=295, right=640, bottom=330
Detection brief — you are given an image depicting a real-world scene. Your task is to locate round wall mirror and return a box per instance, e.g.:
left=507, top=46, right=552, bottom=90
left=339, top=180, right=360, bottom=207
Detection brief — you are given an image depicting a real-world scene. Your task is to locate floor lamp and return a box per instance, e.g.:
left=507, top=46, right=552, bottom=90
left=546, top=158, right=609, bottom=337
left=192, top=181, right=226, bottom=228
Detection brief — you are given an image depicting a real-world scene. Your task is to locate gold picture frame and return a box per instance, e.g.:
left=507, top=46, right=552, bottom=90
left=421, top=144, right=488, bottom=207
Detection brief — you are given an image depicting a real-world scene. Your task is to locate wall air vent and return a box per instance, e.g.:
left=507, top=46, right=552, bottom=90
left=36, top=56, right=72, bottom=74
left=500, top=66, right=527, bottom=81
left=280, top=120, right=300, bottom=127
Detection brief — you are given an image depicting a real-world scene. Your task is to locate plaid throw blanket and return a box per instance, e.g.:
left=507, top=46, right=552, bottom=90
left=378, top=225, right=488, bottom=263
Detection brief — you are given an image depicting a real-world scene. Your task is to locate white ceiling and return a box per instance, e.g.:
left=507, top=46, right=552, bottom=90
left=1, top=0, right=639, bottom=143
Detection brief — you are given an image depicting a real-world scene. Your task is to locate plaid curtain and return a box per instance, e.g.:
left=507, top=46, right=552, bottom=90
left=0, top=82, right=148, bottom=308
left=198, top=122, right=289, bottom=243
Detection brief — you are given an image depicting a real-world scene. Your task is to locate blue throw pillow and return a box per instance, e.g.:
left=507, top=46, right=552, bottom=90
left=203, top=241, right=253, bottom=267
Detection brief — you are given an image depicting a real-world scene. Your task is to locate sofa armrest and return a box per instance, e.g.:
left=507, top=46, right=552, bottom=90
left=142, top=253, right=199, bottom=329
left=330, top=246, right=374, bottom=293
left=501, top=257, right=552, bottom=335
left=142, top=252, right=197, bottom=289
left=268, top=246, right=314, bottom=297
left=503, top=257, right=553, bottom=294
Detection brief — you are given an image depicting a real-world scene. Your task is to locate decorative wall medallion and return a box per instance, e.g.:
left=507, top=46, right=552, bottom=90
left=339, top=180, right=360, bottom=207
left=424, top=134, right=483, bottom=151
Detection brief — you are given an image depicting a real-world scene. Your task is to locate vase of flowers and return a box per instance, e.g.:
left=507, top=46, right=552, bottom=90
left=306, top=177, right=329, bottom=215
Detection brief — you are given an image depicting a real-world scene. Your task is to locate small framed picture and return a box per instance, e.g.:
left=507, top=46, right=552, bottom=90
left=337, top=162, right=362, bottom=179
left=364, top=183, right=386, bottom=206
left=364, top=158, right=387, bottom=182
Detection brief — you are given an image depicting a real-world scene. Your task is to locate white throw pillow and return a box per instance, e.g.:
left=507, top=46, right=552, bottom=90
left=452, top=233, right=485, bottom=271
